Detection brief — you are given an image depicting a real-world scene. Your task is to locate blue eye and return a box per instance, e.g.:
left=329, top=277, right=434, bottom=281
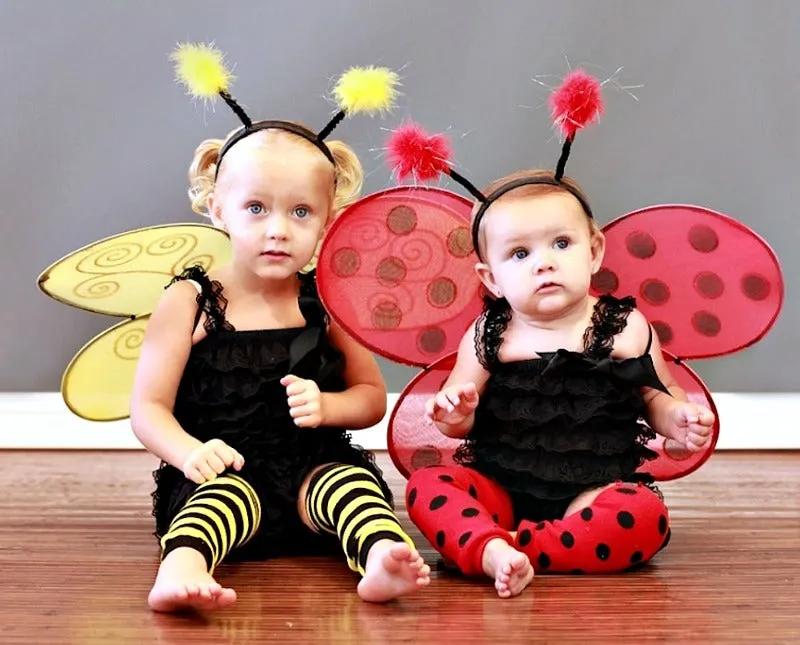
left=555, top=238, right=569, bottom=250
left=248, top=204, right=263, bottom=215
left=513, top=249, right=528, bottom=260
left=294, top=206, right=309, bottom=218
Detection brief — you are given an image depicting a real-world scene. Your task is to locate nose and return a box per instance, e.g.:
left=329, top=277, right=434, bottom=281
left=264, top=213, right=289, bottom=240
left=534, top=250, right=556, bottom=273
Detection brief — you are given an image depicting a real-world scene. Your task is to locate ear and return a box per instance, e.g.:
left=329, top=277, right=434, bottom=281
left=475, top=262, right=502, bottom=298
left=207, top=193, right=226, bottom=231
left=590, top=229, right=606, bottom=274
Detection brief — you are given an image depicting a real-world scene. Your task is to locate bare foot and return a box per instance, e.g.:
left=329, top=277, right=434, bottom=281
left=357, top=540, right=431, bottom=603
left=482, top=538, right=534, bottom=599
left=148, top=547, right=237, bottom=613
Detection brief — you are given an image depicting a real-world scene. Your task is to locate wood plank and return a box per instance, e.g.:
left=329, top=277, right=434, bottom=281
left=0, top=450, right=797, bottom=644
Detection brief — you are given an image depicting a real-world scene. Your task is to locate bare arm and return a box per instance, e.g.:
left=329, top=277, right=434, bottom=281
left=129, top=280, right=204, bottom=469
left=318, top=321, right=388, bottom=429
left=622, top=310, right=688, bottom=439
left=429, top=321, right=491, bottom=439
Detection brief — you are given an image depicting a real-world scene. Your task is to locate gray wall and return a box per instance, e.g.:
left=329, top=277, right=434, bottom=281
left=2, top=0, right=797, bottom=392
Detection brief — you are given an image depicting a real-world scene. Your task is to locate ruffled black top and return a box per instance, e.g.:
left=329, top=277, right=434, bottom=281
left=151, top=266, right=389, bottom=559
left=453, top=294, right=669, bottom=522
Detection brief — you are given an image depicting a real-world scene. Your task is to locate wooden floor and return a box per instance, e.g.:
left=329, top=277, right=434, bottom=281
left=0, top=450, right=797, bottom=644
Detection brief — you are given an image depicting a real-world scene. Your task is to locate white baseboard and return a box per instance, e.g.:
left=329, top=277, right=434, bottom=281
left=0, top=392, right=797, bottom=451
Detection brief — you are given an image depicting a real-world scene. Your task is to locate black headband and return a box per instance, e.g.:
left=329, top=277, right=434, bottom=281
left=214, top=119, right=336, bottom=179
left=469, top=175, right=594, bottom=261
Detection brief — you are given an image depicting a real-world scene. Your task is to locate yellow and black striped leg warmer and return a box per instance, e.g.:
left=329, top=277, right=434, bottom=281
left=160, top=474, right=261, bottom=574
left=305, top=464, right=415, bottom=575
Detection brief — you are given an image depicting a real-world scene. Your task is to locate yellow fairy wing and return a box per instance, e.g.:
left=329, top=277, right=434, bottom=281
left=38, top=223, right=231, bottom=317
left=61, top=315, right=150, bottom=421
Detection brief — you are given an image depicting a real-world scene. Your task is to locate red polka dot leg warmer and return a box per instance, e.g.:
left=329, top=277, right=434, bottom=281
left=405, top=466, right=515, bottom=576
left=514, top=482, right=671, bottom=574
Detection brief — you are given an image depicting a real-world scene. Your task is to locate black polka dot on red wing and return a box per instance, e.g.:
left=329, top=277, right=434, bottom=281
left=630, top=551, right=644, bottom=564
left=518, top=530, right=532, bottom=547
left=468, top=485, right=479, bottom=499
left=492, top=513, right=500, bottom=523
left=436, top=531, right=446, bottom=548
left=536, top=521, right=547, bottom=530
left=596, top=544, right=611, bottom=561
left=694, top=271, right=725, bottom=299
left=462, top=507, right=480, bottom=518
left=417, top=327, right=447, bottom=355
left=537, top=553, right=551, bottom=569
left=411, top=447, right=441, bottom=470
left=658, top=515, right=668, bottom=535
left=458, top=531, right=473, bottom=547
left=580, top=508, right=593, bottom=521
left=617, top=511, right=635, bottom=529
left=560, top=531, right=575, bottom=548
left=641, top=279, right=671, bottom=306
left=660, top=529, right=672, bottom=551
left=438, top=474, right=454, bottom=483
left=692, top=311, right=722, bottom=337
left=407, top=488, right=417, bottom=508
left=615, top=487, right=637, bottom=496
left=591, top=268, right=619, bottom=294
left=688, top=224, right=719, bottom=253
left=626, top=231, right=657, bottom=259
left=429, top=495, right=448, bottom=511
left=742, top=273, right=771, bottom=301
left=652, top=321, right=673, bottom=346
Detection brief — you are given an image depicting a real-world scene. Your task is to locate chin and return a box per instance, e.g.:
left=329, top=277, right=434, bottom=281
left=254, top=264, right=300, bottom=281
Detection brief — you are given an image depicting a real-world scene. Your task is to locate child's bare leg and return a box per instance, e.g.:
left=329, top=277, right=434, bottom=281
left=299, top=463, right=429, bottom=603
left=150, top=474, right=262, bottom=613
left=481, top=538, right=534, bottom=598
left=149, top=547, right=236, bottom=612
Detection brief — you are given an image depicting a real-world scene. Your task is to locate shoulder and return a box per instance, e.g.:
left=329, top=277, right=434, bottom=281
left=612, top=303, right=653, bottom=357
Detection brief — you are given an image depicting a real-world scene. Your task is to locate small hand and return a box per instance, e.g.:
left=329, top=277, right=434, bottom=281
left=668, top=401, right=715, bottom=452
left=424, top=382, right=480, bottom=427
left=182, top=438, right=245, bottom=485
left=281, top=374, right=324, bottom=428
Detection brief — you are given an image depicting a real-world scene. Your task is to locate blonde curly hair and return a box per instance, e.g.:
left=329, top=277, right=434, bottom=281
left=187, top=126, right=364, bottom=219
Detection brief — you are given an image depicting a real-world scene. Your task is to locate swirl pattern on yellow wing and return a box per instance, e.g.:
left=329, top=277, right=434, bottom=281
left=38, top=223, right=231, bottom=317
left=61, top=315, right=151, bottom=421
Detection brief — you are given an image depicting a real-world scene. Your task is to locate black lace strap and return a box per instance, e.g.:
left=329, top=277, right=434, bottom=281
left=167, top=265, right=233, bottom=333
left=583, top=294, right=637, bottom=359
left=297, top=270, right=329, bottom=328
left=475, top=295, right=512, bottom=369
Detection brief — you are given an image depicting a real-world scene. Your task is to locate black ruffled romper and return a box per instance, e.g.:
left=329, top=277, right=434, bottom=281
left=151, top=266, right=392, bottom=561
left=454, top=294, right=669, bottom=521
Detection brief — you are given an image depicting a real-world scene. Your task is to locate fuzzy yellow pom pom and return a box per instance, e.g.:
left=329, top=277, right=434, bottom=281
left=170, top=42, right=235, bottom=99
left=333, top=66, right=400, bottom=116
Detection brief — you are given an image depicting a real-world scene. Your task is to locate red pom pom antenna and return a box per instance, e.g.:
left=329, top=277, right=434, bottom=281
left=386, top=122, right=453, bottom=182
left=549, top=69, right=604, bottom=140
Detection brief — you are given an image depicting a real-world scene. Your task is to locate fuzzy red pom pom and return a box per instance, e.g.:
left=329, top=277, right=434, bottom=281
left=386, top=122, right=452, bottom=182
left=549, top=69, right=604, bottom=140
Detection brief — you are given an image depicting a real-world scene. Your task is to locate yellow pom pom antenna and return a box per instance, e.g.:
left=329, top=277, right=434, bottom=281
left=170, top=42, right=235, bottom=100
left=333, top=66, right=400, bottom=116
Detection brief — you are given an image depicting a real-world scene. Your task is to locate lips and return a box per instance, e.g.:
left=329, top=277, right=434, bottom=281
left=536, top=282, right=561, bottom=292
left=261, top=250, right=290, bottom=257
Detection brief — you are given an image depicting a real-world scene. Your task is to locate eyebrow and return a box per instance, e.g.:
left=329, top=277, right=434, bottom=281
left=498, top=225, right=576, bottom=245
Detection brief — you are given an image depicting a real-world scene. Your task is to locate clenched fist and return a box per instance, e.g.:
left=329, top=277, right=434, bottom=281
left=182, top=438, right=245, bottom=484
left=281, top=374, right=324, bottom=428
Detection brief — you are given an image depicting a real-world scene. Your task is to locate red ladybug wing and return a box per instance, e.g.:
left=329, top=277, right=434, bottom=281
left=591, top=204, right=784, bottom=360
left=317, top=186, right=484, bottom=367
left=387, top=352, right=463, bottom=479
left=636, top=350, right=721, bottom=481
